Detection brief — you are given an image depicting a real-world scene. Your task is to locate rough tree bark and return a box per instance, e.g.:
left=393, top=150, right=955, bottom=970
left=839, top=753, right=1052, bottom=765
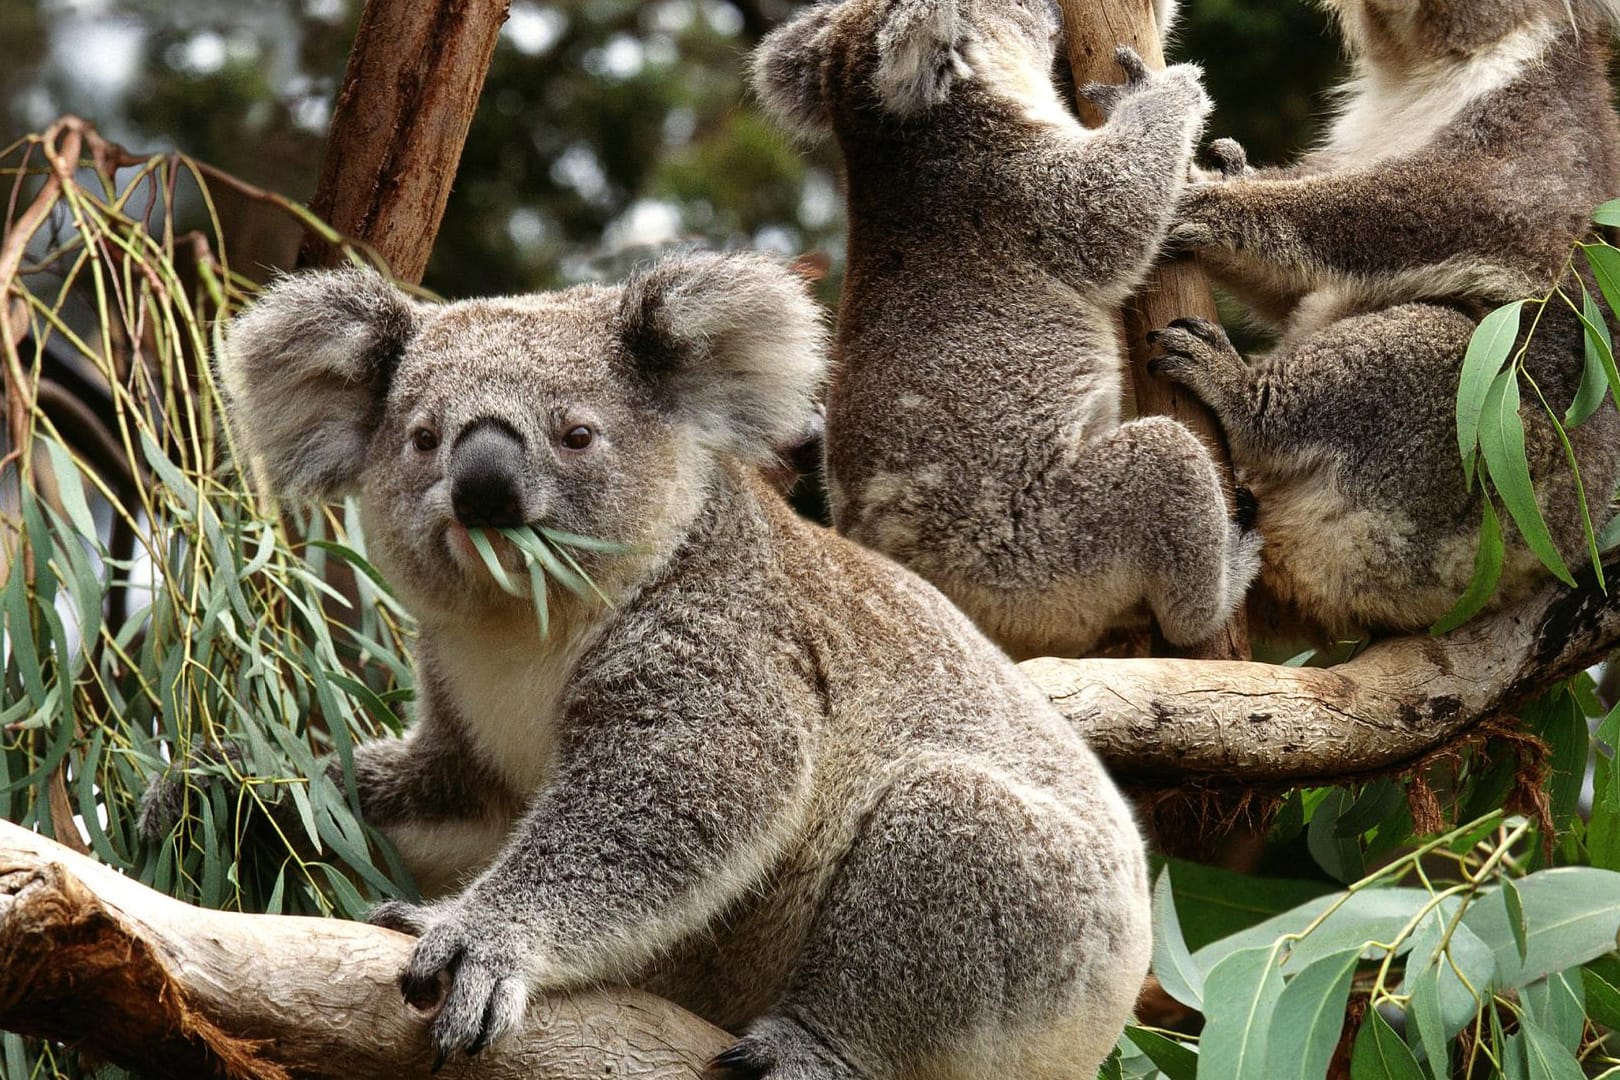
left=1022, top=557, right=1620, bottom=786
left=297, top=0, right=512, bottom=283
left=0, top=820, right=729, bottom=1080
left=1058, top=0, right=1250, bottom=661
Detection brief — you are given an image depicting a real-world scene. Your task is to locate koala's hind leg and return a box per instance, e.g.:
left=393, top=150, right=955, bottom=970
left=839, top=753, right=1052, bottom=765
left=718, top=763, right=1148, bottom=1080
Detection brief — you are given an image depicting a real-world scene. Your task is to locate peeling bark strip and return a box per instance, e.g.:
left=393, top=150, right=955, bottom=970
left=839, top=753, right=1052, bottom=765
left=1056, top=0, right=1250, bottom=661
left=1022, top=557, right=1620, bottom=785
left=0, top=820, right=730, bottom=1080
left=300, top=0, right=512, bottom=283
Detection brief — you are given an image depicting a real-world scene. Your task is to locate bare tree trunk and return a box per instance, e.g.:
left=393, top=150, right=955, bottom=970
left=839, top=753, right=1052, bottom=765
left=0, top=820, right=729, bottom=1080
left=298, top=0, right=512, bottom=283
left=1057, top=0, right=1249, bottom=661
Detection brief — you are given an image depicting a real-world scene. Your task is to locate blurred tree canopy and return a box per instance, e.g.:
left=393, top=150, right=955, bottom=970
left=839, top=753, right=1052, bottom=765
left=1, top=0, right=1341, bottom=300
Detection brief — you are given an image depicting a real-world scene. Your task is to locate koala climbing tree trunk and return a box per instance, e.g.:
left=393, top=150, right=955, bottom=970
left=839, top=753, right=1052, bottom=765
left=1058, top=0, right=1251, bottom=662
left=297, top=0, right=511, bottom=282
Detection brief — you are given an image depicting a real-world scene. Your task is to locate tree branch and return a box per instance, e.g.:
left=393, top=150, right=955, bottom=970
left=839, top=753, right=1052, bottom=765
left=1023, top=560, right=1620, bottom=786
left=0, top=819, right=729, bottom=1080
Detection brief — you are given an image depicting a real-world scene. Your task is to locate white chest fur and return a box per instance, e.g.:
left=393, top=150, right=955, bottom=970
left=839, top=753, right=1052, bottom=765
left=431, top=617, right=601, bottom=794
left=1319, top=20, right=1556, bottom=170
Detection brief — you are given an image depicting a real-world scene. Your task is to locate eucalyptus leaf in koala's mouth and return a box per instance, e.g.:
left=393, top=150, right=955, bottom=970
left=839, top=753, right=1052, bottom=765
left=466, top=525, right=628, bottom=637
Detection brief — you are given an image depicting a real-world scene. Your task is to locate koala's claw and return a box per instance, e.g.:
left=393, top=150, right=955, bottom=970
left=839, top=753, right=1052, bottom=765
left=369, top=898, right=435, bottom=936
left=1114, top=45, right=1149, bottom=85
left=707, top=1037, right=777, bottom=1079
left=395, top=908, right=533, bottom=1061
left=1166, top=316, right=1228, bottom=347
left=1149, top=317, right=1239, bottom=391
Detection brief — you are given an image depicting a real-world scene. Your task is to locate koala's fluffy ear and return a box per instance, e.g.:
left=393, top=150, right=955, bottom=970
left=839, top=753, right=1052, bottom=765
left=619, top=252, right=828, bottom=461
left=751, top=3, right=840, bottom=143
left=217, top=268, right=416, bottom=499
left=874, top=0, right=971, bottom=116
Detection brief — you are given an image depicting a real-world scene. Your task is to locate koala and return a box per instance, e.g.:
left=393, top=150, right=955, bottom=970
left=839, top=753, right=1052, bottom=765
left=1156, top=0, right=1620, bottom=638
left=217, top=253, right=1150, bottom=1079
left=750, top=0, right=1262, bottom=660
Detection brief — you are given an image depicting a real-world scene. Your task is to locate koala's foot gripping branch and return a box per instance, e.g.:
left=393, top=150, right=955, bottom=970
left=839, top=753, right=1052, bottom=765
left=0, top=819, right=730, bottom=1080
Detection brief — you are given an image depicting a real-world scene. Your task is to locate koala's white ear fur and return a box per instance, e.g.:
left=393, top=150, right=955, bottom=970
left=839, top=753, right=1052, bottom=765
left=1155, top=0, right=1179, bottom=36
left=875, top=0, right=971, bottom=116
left=218, top=268, right=417, bottom=500
left=751, top=3, right=840, bottom=143
left=620, top=252, right=828, bottom=462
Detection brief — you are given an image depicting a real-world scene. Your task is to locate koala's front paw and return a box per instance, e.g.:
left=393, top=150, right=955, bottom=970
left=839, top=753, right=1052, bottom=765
left=1167, top=185, right=1234, bottom=252
left=1207, top=137, right=1251, bottom=179
left=1147, top=316, right=1240, bottom=400
left=136, top=742, right=246, bottom=844
left=382, top=899, right=535, bottom=1064
left=1076, top=45, right=1152, bottom=118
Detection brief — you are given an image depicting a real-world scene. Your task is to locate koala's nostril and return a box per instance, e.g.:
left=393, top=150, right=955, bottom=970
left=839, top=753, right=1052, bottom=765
left=449, top=422, right=528, bottom=529
left=452, top=472, right=524, bottom=528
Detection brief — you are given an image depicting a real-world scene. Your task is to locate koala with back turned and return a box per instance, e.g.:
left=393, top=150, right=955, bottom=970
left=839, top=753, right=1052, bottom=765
left=1154, top=0, right=1620, bottom=637
left=751, top=0, right=1261, bottom=659
left=218, top=253, right=1150, bottom=1079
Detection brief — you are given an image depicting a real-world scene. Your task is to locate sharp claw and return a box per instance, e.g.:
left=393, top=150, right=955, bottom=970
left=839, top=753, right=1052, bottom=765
left=430, top=1049, right=447, bottom=1074
left=1145, top=329, right=1162, bottom=344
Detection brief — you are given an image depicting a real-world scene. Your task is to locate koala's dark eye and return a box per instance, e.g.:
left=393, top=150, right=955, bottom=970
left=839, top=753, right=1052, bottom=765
left=561, top=425, right=594, bottom=451
left=411, top=427, right=440, bottom=453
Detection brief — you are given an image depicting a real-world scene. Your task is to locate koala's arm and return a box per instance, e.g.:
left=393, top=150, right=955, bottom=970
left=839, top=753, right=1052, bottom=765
left=1174, top=161, right=1529, bottom=298
left=374, top=619, right=815, bottom=1056
left=1041, top=64, right=1210, bottom=293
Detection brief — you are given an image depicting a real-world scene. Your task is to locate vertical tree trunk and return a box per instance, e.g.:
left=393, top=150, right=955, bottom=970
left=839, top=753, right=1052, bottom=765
left=1057, top=0, right=1251, bottom=661
left=299, top=0, right=512, bottom=284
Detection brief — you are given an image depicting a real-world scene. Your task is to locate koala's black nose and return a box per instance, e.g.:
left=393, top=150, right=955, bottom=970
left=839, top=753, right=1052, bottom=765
left=450, top=421, right=527, bottom=529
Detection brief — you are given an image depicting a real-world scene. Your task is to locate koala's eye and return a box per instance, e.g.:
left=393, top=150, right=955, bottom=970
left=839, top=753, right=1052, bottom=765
left=411, top=427, right=440, bottom=453
left=561, top=425, right=594, bottom=451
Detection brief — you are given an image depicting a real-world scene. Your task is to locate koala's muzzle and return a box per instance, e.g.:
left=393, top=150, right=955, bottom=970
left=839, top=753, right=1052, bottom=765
left=450, top=420, right=527, bottom=529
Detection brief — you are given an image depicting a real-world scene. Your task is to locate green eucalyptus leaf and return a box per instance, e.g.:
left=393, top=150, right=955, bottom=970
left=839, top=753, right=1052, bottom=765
left=1457, top=300, right=1525, bottom=487
left=1350, top=1008, right=1425, bottom=1080
left=1124, top=1028, right=1198, bottom=1080
left=1153, top=868, right=1205, bottom=1009
left=1267, top=946, right=1360, bottom=1080
left=1478, top=369, right=1576, bottom=586
left=1198, top=946, right=1284, bottom=1080
left=1463, top=868, right=1620, bottom=987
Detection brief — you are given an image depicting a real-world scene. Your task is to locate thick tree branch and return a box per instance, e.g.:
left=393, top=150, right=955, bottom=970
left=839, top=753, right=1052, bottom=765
left=0, top=819, right=729, bottom=1080
left=1057, top=0, right=1250, bottom=660
left=1023, top=560, right=1620, bottom=785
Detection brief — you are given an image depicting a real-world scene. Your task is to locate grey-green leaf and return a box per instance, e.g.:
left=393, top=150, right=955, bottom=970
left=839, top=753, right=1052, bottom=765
left=1457, top=300, right=1525, bottom=487
left=1350, top=1006, right=1425, bottom=1080
left=1198, top=946, right=1284, bottom=1079
left=1478, top=368, right=1575, bottom=586
left=1267, top=946, right=1360, bottom=1080
left=1462, top=867, right=1620, bottom=987
left=1154, top=868, right=1205, bottom=1009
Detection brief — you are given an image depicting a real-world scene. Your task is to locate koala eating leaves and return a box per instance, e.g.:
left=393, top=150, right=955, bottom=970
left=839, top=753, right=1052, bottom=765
left=218, top=253, right=1150, bottom=1078
left=1155, top=0, right=1620, bottom=637
left=750, top=0, right=1261, bottom=659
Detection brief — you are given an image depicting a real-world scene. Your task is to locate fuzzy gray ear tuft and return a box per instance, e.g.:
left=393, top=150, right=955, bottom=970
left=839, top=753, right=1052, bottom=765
left=874, top=0, right=971, bottom=116
left=217, top=268, right=417, bottom=499
left=751, top=3, right=841, bottom=143
left=619, top=251, right=829, bottom=461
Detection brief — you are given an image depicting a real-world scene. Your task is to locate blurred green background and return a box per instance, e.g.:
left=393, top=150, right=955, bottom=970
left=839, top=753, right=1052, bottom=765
left=0, top=0, right=1343, bottom=299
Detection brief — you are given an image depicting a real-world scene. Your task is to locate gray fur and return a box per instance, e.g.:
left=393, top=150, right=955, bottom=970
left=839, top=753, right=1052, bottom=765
left=752, top=0, right=1259, bottom=658
left=217, top=254, right=1150, bottom=1078
left=1165, top=0, right=1620, bottom=638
